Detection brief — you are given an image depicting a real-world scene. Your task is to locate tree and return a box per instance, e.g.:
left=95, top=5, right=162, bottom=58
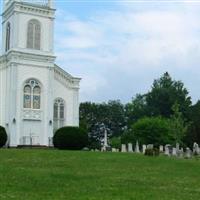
left=186, top=101, right=200, bottom=146
left=169, top=103, right=189, bottom=145
left=131, top=117, right=172, bottom=147
left=80, top=100, right=126, bottom=149
left=145, top=72, right=191, bottom=118
left=125, top=94, right=147, bottom=126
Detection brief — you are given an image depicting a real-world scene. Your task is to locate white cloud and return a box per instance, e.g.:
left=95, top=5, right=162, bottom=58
left=1, top=2, right=200, bottom=103
left=54, top=4, right=200, bottom=103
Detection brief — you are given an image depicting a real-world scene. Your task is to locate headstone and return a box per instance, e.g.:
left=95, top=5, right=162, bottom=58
left=128, top=143, right=133, bottom=152
left=121, top=144, right=127, bottom=152
left=147, top=144, right=154, bottom=149
left=172, top=147, right=177, bottom=156
left=142, top=145, right=147, bottom=154
left=176, top=143, right=180, bottom=153
left=185, top=147, right=192, bottom=159
left=165, top=144, right=172, bottom=154
left=164, top=145, right=170, bottom=156
left=159, top=145, right=164, bottom=153
left=135, top=141, right=140, bottom=153
left=193, top=142, right=200, bottom=155
left=102, top=128, right=109, bottom=151
left=112, top=148, right=117, bottom=152
left=177, top=148, right=184, bottom=158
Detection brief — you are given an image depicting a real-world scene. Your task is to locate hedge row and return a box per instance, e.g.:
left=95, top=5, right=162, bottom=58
left=0, top=126, right=7, bottom=148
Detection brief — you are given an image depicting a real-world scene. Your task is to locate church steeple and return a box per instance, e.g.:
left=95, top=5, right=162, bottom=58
left=1, top=0, right=55, bottom=55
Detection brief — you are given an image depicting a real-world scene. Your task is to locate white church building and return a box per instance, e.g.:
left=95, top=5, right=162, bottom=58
left=0, top=0, right=81, bottom=147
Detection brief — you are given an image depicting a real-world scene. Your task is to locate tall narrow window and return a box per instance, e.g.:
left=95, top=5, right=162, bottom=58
left=23, top=79, right=41, bottom=109
left=53, top=98, right=65, bottom=132
left=24, top=85, right=31, bottom=108
left=5, top=22, right=11, bottom=52
left=33, top=86, right=41, bottom=109
left=27, top=19, right=41, bottom=50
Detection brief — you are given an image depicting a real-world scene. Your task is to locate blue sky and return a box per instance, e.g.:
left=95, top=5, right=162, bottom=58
left=1, top=0, right=200, bottom=103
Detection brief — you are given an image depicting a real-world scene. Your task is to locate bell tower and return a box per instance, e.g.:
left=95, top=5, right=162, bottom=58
left=1, top=0, right=55, bottom=56
left=0, top=0, right=56, bottom=147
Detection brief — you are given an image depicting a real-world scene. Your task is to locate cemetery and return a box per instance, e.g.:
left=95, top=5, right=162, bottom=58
left=1, top=0, right=200, bottom=199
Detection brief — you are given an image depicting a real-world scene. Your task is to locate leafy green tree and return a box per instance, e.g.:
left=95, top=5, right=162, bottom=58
left=121, top=129, right=136, bottom=145
left=79, top=100, right=126, bottom=149
left=110, top=137, right=121, bottom=149
left=125, top=94, right=147, bottom=126
left=131, top=117, right=172, bottom=147
left=169, top=103, right=189, bottom=145
left=145, top=72, right=192, bottom=118
left=186, top=101, right=200, bottom=146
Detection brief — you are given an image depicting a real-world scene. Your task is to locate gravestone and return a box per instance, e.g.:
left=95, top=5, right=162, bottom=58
left=135, top=141, right=140, bottom=153
left=177, top=148, right=184, bottom=158
left=142, top=145, right=147, bottom=154
left=176, top=143, right=180, bottom=153
left=121, top=144, right=127, bottom=152
left=164, top=145, right=170, bottom=156
left=147, top=144, right=153, bottom=149
left=159, top=145, right=164, bottom=153
left=172, top=147, right=177, bottom=156
left=193, top=142, right=200, bottom=155
left=185, top=147, right=192, bottom=159
left=128, top=143, right=133, bottom=152
left=112, top=148, right=117, bottom=152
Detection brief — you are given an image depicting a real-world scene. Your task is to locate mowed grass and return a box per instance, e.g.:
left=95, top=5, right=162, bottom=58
left=0, top=150, right=200, bottom=200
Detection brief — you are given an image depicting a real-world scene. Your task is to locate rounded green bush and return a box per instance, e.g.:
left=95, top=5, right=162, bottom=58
left=53, top=126, right=88, bottom=150
left=0, top=126, right=7, bottom=148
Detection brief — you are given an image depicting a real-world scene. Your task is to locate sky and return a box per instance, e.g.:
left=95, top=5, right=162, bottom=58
left=1, top=0, right=200, bottom=104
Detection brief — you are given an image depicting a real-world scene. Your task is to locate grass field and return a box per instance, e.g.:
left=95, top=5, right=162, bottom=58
left=0, top=150, right=200, bottom=200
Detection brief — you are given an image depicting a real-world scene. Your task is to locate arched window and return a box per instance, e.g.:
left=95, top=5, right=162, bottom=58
left=5, top=22, right=11, bottom=52
left=53, top=98, right=65, bottom=132
left=27, top=19, right=41, bottom=50
left=23, top=79, right=41, bottom=109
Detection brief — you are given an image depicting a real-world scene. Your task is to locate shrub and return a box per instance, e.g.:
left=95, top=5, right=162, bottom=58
left=110, top=137, right=121, bottom=149
left=132, top=117, right=172, bottom=147
left=145, top=148, right=159, bottom=156
left=0, top=126, right=7, bottom=148
left=53, top=126, right=88, bottom=150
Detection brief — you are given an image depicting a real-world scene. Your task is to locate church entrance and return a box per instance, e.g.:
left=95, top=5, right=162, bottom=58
left=21, top=120, right=42, bottom=146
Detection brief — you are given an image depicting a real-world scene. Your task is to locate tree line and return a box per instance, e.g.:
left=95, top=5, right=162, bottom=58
left=80, top=72, right=200, bottom=149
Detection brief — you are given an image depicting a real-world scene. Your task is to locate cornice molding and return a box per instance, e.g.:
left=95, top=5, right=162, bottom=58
left=54, top=65, right=81, bottom=90
left=1, top=50, right=56, bottom=66
left=2, top=1, right=55, bottom=22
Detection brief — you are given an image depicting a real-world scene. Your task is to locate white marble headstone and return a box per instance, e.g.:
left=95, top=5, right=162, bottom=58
left=193, top=142, right=200, bottom=155
left=172, top=147, right=177, bottom=156
left=128, top=143, right=133, bottom=152
left=135, top=141, right=140, bottom=153
left=164, top=146, right=170, bottom=156
left=159, top=145, right=164, bottom=152
left=185, top=147, right=192, bottom=159
left=142, top=145, right=147, bottom=154
left=121, top=144, right=127, bottom=152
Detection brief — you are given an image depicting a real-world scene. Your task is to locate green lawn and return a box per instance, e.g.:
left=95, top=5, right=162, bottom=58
left=0, top=150, right=200, bottom=200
